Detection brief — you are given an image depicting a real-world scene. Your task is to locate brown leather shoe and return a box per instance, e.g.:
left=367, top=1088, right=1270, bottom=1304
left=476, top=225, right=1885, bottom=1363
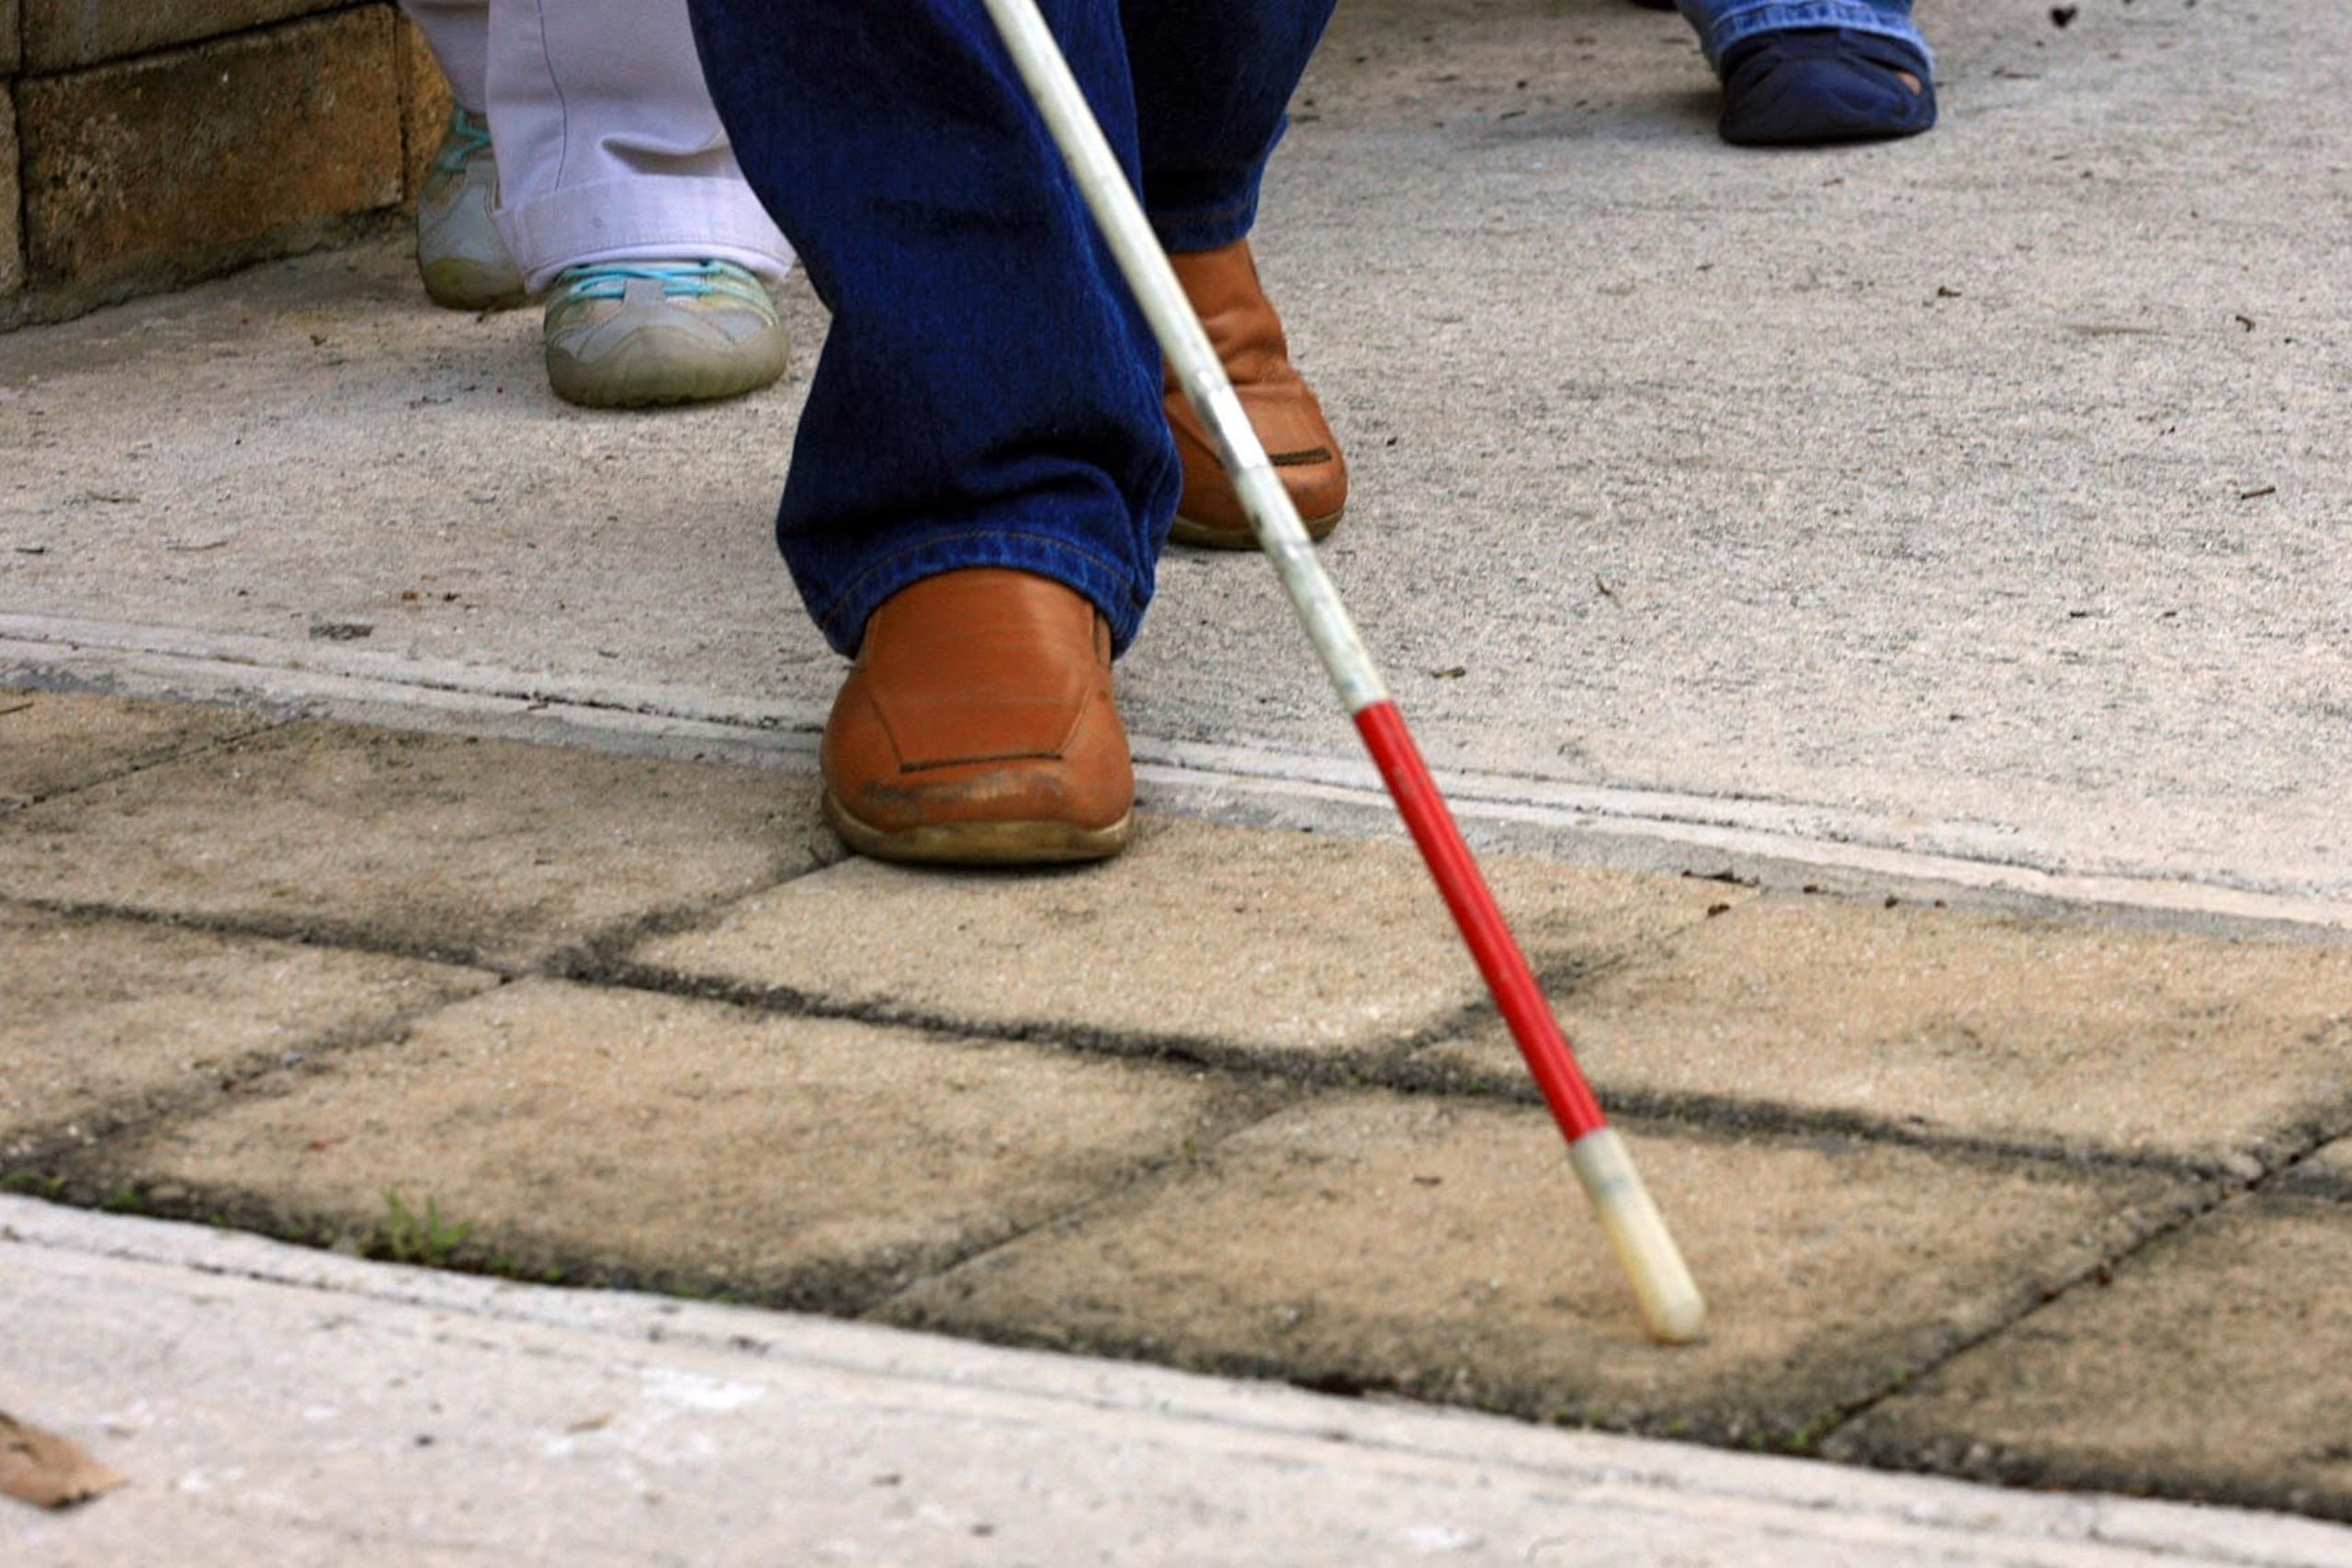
left=821, top=569, right=1135, bottom=865
left=1163, top=239, right=1348, bottom=549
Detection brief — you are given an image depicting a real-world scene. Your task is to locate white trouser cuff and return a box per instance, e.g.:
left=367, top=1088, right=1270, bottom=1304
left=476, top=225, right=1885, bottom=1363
left=495, top=176, right=797, bottom=293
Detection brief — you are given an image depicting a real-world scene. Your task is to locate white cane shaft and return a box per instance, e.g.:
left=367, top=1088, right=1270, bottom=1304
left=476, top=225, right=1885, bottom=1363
left=982, top=0, right=1705, bottom=1348
left=978, top=0, right=1388, bottom=715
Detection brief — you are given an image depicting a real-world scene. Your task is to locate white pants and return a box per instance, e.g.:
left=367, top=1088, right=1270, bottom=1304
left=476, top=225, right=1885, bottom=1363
left=402, top=0, right=793, bottom=292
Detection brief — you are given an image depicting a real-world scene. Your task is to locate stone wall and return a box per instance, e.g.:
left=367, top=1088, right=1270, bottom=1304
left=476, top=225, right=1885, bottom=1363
left=1, top=0, right=448, bottom=331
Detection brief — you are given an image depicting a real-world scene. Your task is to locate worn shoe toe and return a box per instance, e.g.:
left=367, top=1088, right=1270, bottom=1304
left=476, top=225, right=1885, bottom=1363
left=1163, top=241, right=1348, bottom=549
left=820, top=570, right=1134, bottom=865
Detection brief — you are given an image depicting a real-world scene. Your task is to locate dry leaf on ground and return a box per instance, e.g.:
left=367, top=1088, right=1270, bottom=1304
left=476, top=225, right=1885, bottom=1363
left=0, top=1412, right=127, bottom=1509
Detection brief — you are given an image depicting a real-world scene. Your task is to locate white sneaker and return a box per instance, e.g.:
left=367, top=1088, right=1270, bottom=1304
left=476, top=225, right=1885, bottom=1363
left=541, top=260, right=790, bottom=409
left=416, top=107, right=526, bottom=311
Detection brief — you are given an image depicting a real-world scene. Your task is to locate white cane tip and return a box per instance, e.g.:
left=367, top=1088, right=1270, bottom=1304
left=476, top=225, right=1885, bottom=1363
left=1636, top=1275, right=1708, bottom=1345
left=1568, top=1128, right=1707, bottom=1347
left=1599, top=1187, right=1707, bottom=1345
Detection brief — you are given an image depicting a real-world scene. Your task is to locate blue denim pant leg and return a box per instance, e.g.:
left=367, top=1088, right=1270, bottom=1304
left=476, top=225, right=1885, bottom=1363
left=1125, top=0, right=1339, bottom=253
left=685, top=1, right=1330, bottom=656
left=1673, top=0, right=1929, bottom=74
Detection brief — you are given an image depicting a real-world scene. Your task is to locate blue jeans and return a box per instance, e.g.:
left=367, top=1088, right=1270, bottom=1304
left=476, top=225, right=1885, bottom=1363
left=685, top=0, right=1336, bottom=655
left=1673, top=0, right=1929, bottom=73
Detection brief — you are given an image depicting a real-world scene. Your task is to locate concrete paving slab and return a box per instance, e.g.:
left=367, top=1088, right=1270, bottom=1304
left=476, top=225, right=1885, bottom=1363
left=0, top=721, right=826, bottom=966
left=0, top=690, right=268, bottom=810
left=1420, top=894, right=2352, bottom=1167
left=881, top=1090, right=2193, bottom=1442
left=0, top=903, right=491, bottom=1164
left=1253, top=0, right=2352, bottom=902
left=15, top=1200, right=2348, bottom=1568
left=0, top=243, right=810, bottom=684
left=631, top=814, right=1735, bottom=1062
left=90, top=978, right=1250, bottom=1305
left=2, top=1, right=2344, bottom=914
left=1829, top=1196, right=2352, bottom=1522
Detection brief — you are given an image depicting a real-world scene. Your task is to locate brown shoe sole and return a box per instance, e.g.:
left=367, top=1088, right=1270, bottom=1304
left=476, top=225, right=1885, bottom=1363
left=823, top=792, right=1133, bottom=866
left=1168, top=505, right=1345, bottom=552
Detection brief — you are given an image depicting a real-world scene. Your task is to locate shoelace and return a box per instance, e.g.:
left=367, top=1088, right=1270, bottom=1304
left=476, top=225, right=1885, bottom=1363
left=552, top=260, right=772, bottom=309
left=433, top=108, right=494, bottom=176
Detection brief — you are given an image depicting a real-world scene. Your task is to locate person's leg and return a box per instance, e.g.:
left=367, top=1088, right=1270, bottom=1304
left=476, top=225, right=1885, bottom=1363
left=403, top=0, right=491, bottom=111
left=1123, top=0, right=1350, bottom=547
left=486, top=0, right=795, bottom=404
left=686, top=0, right=1174, bottom=861
left=690, top=0, right=1170, bottom=655
left=1670, top=0, right=1934, bottom=144
left=485, top=0, right=790, bottom=288
left=1120, top=0, right=1337, bottom=256
left=401, top=0, right=526, bottom=309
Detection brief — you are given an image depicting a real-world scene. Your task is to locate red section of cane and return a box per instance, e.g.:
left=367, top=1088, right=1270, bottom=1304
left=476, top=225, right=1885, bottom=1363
left=1353, top=700, right=1607, bottom=1141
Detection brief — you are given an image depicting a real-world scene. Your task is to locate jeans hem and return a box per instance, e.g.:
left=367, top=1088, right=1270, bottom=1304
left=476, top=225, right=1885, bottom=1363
left=1148, top=194, right=1261, bottom=256
left=806, top=529, right=1152, bottom=658
left=1686, top=3, right=1930, bottom=73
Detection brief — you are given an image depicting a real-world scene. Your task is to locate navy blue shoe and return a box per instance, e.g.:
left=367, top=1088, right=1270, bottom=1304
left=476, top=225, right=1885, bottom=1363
left=1717, top=28, right=1936, bottom=146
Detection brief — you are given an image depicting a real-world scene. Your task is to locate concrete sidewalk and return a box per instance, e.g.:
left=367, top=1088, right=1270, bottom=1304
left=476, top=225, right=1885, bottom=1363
left=4, top=0, right=2349, bottom=1557
left=0, top=0, right=2344, bottom=920
left=12, top=1196, right=2352, bottom=1566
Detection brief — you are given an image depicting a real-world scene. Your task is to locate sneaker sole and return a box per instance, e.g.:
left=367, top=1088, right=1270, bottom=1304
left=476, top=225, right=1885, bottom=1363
left=1168, top=504, right=1345, bottom=551
left=823, top=792, right=1133, bottom=866
left=547, top=332, right=790, bottom=410
left=421, top=257, right=528, bottom=312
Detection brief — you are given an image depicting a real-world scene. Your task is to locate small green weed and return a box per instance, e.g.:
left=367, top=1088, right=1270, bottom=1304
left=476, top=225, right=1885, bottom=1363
left=378, top=1189, right=473, bottom=1267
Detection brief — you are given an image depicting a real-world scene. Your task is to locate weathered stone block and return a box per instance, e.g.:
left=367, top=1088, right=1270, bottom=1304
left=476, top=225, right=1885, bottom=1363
left=0, top=719, right=827, bottom=968
left=0, top=692, right=270, bottom=811
left=108, top=979, right=1245, bottom=1303
left=1829, top=1197, right=2352, bottom=1517
left=634, top=815, right=1734, bottom=1066
left=17, top=10, right=402, bottom=292
left=397, top=9, right=455, bottom=212
left=0, top=904, right=492, bottom=1164
left=0, top=90, right=21, bottom=301
left=1423, top=894, right=2352, bottom=1168
left=884, top=1092, right=2191, bottom=1440
left=20, top=0, right=340, bottom=73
